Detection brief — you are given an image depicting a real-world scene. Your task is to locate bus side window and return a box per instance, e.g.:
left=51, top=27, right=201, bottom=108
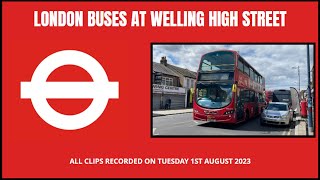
left=250, top=91, right=255, bottom=102
left=238, top=58, right=244, bottom=72
left=241, top=90, right=250, bottom=102
left=247, top=90, right=251, bottom=102
left=254, top=92, right=258, bottom=102
left=244, top=63, right=249, bottom=76
left=239, top=89, right=244, bottom=101
left=258, top=93, right=262, bottom=102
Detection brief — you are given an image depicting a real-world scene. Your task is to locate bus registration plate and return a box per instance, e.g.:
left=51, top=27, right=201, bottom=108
left=207, top=115, right=216, bottom=122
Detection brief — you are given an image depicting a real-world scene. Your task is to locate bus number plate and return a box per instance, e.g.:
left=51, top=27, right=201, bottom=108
left=207, top=115, right=216, bottom=122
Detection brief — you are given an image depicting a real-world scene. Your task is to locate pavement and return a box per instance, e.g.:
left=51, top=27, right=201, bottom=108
left=294, top=116, right=307, bottom=135
left=153, top=108, right=314, bottom=136
left=153, top=108, right=193, bottom=117
left=294, top=115, right=314, bottom=136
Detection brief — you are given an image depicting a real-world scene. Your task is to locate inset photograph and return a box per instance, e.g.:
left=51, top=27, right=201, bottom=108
left=152, top=44, right=315, bottom=137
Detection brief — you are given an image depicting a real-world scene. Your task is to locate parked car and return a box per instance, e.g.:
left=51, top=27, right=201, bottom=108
left=260, top=102, right=293, bottom=126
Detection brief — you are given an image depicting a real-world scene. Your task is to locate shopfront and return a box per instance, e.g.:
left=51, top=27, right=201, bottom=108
left=152, top=84, right=186, bottom=110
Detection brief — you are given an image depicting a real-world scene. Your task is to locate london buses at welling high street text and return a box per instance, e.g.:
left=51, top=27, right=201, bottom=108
left=34, top=10, right=287, bottom=27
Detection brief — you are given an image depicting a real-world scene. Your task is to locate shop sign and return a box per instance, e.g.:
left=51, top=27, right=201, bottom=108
left=153, top=84, right=185, bottom=94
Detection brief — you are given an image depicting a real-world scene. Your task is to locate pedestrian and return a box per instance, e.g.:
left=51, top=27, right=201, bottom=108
left=165, top=98, right=169, bottom=109
left=168, top=98, right=171, bottom=109
left=164, top=101, right=168, bottom=109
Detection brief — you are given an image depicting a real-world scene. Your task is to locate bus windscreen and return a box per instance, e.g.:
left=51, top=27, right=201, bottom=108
left=273, top=90, right=292, bottom=105
left=200, top=51, right=235, bottom=71
left=196, top=82, right=233, bottom=109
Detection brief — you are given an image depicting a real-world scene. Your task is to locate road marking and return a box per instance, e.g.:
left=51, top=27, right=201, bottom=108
left=153, top=128, right=159, bottom=135
left=281, top=130, right=286, bottom=136
left=281, top=128, right=291, bottom=136
left=153, top=120, right=194, bottom=134
left=286, top=129, right=291, bottom=136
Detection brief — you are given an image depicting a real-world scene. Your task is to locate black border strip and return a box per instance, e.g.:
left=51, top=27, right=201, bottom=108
left=1, top=0, right=319, bottom=2
left=151, top=42, right=317, bottom=138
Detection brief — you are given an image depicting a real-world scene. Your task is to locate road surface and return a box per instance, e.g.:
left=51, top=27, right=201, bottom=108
left=153, top=113, right=295, bottom=136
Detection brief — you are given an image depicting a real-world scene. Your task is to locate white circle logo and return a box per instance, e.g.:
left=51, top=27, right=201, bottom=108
left=20, top=50, right=119, bottom=130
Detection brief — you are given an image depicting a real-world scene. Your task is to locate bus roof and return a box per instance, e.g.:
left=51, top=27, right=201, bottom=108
left=274, top=89, right=290, bottom=91
left=273, top=89, right=291, bottom=94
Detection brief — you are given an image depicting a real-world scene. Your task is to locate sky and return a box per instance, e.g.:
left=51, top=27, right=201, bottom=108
left=153, top=44, right=315, bottom=91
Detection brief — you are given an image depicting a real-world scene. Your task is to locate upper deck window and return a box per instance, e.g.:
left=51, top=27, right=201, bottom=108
left=237, top=59, right=244, bottom=72
left=200, top=51, right=235, bottom=71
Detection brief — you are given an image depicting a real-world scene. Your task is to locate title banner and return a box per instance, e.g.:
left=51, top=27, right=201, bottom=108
left=33, top=10, right=287, bottom=27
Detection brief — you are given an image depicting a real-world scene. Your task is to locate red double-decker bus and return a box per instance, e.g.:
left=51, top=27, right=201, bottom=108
left=193, top=50, right=266, bottom=124
left=265, top=90, right=273, bottom=104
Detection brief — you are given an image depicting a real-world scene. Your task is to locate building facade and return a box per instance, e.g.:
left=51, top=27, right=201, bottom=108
left=159, top=56, right=197, bottom=108
left=152, top=61, right=186, bottom=110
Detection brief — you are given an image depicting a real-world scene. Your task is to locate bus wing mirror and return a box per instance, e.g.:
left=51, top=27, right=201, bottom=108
left=232, top=84, right=237, bottom=92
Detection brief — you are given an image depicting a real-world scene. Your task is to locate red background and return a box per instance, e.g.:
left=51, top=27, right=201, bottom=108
left=2, top=1, right=318, bottom=178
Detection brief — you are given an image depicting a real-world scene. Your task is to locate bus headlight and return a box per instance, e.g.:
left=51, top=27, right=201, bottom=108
left=224, top=110, right=234, bottom=115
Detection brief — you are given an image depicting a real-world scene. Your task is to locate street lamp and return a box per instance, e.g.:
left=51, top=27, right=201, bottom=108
left=292, top=66, right=300, bottom=95
left=306, top=44, right=313, bottom=135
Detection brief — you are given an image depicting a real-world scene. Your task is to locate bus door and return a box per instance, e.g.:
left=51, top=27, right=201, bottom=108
left=253, top=92, right=259, bottom=117
left=236, top=88, right=245, bottom=121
